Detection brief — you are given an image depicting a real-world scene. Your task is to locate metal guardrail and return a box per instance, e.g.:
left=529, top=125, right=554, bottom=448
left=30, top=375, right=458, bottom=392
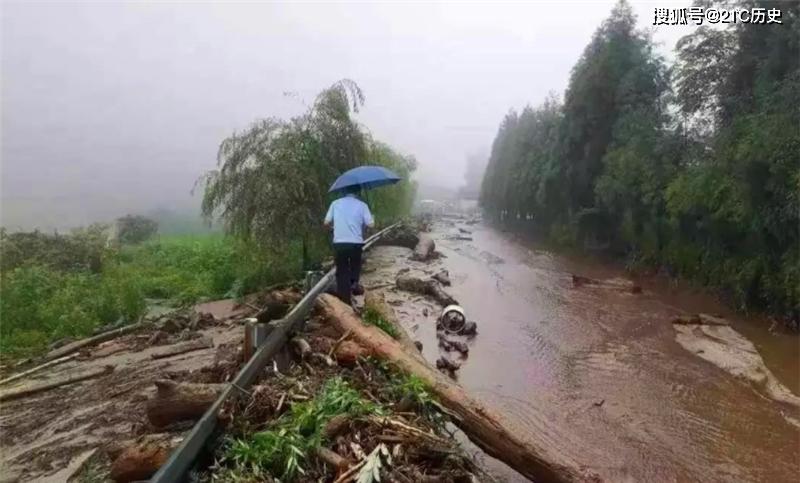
left=151, top=223, right=400, bottom=482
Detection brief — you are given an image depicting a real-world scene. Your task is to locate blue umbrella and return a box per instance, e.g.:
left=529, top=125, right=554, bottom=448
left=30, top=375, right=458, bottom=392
left=328, top=165, right=401, bottom=193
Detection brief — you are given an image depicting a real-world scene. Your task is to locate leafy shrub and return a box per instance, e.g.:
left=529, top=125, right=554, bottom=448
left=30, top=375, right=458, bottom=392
left=116, top=214, right=159, bottom=244
left=0, top=265, right=147, bottom=358
left=0, top=225, right=109, bottom=273
left=222, top=378, right=383, bottom=480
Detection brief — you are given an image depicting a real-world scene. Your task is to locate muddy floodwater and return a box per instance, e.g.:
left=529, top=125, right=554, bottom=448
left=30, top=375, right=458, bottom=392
left=362, top=221, right=800, bottom=482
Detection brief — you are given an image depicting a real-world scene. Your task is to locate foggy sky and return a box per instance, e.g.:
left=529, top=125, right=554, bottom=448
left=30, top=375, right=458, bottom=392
left=1, top=1, right=693, bottom=230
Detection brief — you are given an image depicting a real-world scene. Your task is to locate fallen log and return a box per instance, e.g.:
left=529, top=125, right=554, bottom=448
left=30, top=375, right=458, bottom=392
left=92, top=340, right=129, bottom=358
left=396, top=275, right=457, bottom=307
left=0, top=353, right=78, bottom=387
left=43, top=323, right=144, bottom=362
left=146, top=379, right=226, bottom=428
left=0, top=365, right=114, bottom=402
left=316, top=446, right=349, bottom=471
left=109, top=433, right=183, bottom=482
left=150, top=336, right=213, bottom=360
left=317, top=294, right=590, bottom=483
left=253, top=289, right=303, bottom=322
left=365, top=292, right=422, bottom=359
left=412, top=234, right=436, bottom=261
left=375, top=225, right=420, bottom=250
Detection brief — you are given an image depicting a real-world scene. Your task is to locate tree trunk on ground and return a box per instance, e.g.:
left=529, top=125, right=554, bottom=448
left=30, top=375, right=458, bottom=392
left=317, top=294, right=592, bottom=483
left=376, top=226, right=420, bottom=250
left=109, top=434, right=182, bottom=482
left=43, top=323, right=144, bottom=362
left=0, top=365, right=114, bottom=402
left=412, top=234, right=436, bottom=261
left=396, top=275, right=458, bottom=307
left=0, top=353, right=78, bottom=387
left=254, top=289, right=303, bottom=322
left=365, top=292, right=423, bottom=359
left=150, top=336, right=213, bottom=360
left=146, top=379, right=226, bottom=428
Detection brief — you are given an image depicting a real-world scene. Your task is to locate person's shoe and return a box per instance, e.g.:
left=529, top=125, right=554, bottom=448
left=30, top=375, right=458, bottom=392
left=352, top=283, right=365, bottom=296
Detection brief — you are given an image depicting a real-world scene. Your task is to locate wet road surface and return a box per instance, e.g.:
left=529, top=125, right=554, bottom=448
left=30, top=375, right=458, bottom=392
left=362, top=221, right=800, bottom=482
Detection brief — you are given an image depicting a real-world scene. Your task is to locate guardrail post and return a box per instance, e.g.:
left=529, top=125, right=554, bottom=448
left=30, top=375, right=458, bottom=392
left=243, top=318, right=256, bottom=361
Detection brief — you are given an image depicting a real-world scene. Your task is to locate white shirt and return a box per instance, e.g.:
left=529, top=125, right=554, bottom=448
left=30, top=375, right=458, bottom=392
left=324, top=194, right=375, bottom=244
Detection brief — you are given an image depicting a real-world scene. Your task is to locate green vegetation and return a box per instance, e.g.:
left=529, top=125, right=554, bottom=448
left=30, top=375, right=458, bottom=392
left=199, top=79, right=416, bottom=268
left=480, top=0, right=799, bottom=322
left=2, top=79, right=417, bottom=359
left=115, top=214, right=158, bottom=244
left=362, top=306, right=399, bottom=339
left=0, top=231, right=308, bottom=359
left=220, top=378, right=384, bottom=480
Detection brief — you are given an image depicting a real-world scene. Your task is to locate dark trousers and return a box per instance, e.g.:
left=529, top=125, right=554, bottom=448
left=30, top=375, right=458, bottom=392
left=333, top=243, right=363, bottom=304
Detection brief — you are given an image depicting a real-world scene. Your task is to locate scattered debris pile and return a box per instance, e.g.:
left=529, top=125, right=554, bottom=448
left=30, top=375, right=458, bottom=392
left=195, top=317, right=488, bottom=483
left=0, top=289, right=282, bottom=482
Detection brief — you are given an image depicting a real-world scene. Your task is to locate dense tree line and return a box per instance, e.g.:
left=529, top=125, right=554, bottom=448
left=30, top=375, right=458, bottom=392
left=481, top=0, right=798, bottom=321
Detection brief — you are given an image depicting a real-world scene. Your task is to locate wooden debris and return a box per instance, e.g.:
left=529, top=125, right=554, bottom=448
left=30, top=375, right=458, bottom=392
left=324, top=414, right=351, bottom=439
left=109, top=433, right=182, bottom=482
left=43, top=323, right=144, bottom=362
left=0, top=353, right=78, bottom=387
left=0, top=365, right=114, bottom=402
left=150, top=336, right=213, bottom=360
left=147, top=330, right=168, bottom=346
left=411, top=234, right=436, bottom=261
left=92, top=340, right=129, bottom=358
left=317, top=294, right=590, bottom=483
left=253, top=289, right=303, bottom=323
left=375, top=225, right=420, bottom=250
left=396, top=275, right=458, bottom=307
left=146, top=379, right=226, bottom=428
left=316, top=446, right=349, bottom=471
left=291, top=337, right=313, bottom=359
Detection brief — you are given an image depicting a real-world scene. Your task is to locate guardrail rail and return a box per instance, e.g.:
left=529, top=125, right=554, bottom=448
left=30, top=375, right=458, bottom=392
left=151, top=223, right=399, bottom=482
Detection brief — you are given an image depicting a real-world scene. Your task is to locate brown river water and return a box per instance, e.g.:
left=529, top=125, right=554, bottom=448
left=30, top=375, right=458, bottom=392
left=362, top=220, right=800, bottom=482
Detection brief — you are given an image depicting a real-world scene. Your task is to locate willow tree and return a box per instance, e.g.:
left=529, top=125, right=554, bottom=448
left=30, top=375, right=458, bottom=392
left=200, top=79, right=416, bottom=271
left=199, top=80, right=366, bottom=268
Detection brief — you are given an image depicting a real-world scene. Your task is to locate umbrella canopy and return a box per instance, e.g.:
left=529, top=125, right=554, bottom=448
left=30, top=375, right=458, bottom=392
left=328, top=165, right=401, bottom=193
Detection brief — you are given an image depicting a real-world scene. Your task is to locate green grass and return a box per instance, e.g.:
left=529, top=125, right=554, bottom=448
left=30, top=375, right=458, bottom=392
left=362, top=307, right=398, bottom=339
left=0, top=233, right=318, bottom=360
left=220, top=378, right=384, bottom=480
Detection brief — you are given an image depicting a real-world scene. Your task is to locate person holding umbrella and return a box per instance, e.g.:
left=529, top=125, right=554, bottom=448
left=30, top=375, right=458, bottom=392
left=324, top=166, right=400, bottom=304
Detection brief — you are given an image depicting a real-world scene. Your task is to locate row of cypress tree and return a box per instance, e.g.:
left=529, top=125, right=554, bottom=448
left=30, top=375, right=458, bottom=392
left=480, top=0, right=798, bottom=322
